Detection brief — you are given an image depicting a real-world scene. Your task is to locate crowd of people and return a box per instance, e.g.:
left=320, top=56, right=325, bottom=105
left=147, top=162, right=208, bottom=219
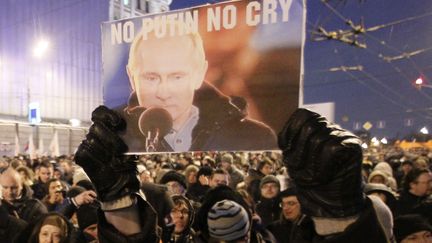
left=0, top=108, right=431, bottom=243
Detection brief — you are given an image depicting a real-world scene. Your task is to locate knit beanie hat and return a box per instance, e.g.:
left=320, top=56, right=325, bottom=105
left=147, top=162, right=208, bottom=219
left=77, top=202, right=99, bottom=231
left=394, top=214, right=432, bottom=243
left=260, top=175, right=280, bottom=189
left=207, top=199, right=250, bottom=241
left=160, top=170, right=187, bottom=189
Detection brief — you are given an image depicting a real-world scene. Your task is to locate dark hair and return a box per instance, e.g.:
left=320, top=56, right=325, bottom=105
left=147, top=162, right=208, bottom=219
left=45, top=178, right=63, bottom=194
left=39, top=160, right=54, bottom=169
left=257, top=158, right=273, bottom=173
left=211, top=168, right=228, bottom=179
left=403, top=168, right=430, bottom=192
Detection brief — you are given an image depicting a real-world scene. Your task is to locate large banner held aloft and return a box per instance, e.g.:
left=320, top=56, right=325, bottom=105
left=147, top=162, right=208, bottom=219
left=102, top=0, right=305, bottom=153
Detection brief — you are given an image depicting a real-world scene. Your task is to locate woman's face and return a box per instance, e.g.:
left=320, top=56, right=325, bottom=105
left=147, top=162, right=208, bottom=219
left=39, top=224, right=63, bottom=243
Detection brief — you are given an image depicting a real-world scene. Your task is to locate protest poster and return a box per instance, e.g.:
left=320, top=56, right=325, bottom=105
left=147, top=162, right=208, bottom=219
left=102, top=0, right=305, bottom=153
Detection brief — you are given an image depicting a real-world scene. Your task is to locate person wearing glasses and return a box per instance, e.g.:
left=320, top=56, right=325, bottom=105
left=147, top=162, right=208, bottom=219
left=163, top=195, right=197, bottom=243
left=267, top=187, right=310, bottom=243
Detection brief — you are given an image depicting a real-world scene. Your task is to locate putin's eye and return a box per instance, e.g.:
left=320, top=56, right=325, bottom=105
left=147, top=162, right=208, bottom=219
left=142, top=74, right=160, bottom=83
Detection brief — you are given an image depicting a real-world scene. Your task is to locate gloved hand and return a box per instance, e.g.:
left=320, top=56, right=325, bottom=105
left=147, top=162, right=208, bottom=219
left=278, top=108, right=365, bottom=218
left=75, top=106, right=140, bottom=202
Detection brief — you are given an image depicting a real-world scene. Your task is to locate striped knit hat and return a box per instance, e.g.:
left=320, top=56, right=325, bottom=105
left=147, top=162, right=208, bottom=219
left=207, top=199, right=250, bottom=241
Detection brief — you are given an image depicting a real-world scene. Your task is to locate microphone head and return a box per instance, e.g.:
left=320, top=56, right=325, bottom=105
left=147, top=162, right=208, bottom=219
left=138, top=107, right=173, bottom=138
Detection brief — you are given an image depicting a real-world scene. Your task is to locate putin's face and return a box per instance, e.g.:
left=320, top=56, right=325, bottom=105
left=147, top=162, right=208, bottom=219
left=128, top=36, right=207, bottom=130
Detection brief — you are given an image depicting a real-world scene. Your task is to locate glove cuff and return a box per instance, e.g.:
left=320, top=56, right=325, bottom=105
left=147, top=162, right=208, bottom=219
left=101, top=190, right=146, bottom=211
left=312, top=215, right=359, bottom=236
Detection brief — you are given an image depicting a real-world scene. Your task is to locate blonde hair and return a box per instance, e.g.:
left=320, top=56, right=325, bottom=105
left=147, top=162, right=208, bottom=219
left=127, top=19, right=206, bottom=75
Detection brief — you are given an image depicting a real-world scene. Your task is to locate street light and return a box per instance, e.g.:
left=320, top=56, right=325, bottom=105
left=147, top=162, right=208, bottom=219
left=380, top=138, right=388, bottom=145
left=33, top=39, right=50, bottom=58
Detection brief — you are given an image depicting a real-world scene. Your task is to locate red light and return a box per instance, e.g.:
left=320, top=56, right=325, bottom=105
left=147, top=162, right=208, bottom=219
left=415, top=77, right=423, bottom=85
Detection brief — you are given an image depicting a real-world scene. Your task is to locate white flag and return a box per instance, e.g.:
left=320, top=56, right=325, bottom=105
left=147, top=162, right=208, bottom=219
left=28, top=134, right=36, bottom=160
left=14, top=131, right=20, bottom=156
left=49, top=130, right=60, bottom=157
left=38, top=137, right=44, bottom=156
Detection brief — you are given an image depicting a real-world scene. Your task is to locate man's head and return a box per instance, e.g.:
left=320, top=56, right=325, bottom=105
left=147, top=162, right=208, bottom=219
left=38, top=162, right=54, bottom=183
left=279, top=188, right=301, bottom=221
left=77, top=202, right=99, bottom=242
left=394, top=214, right=432, bottom=243
left=207, top=199, right=251, bottom=242
left=220, top=153, right=234, bottom=171
left=210, top=169, right=230, bottom=188
left=127, top=20, right=208, bottom=130
left=160, top=171, right=187, bottom=196
left=404, top=168, right=431, bottom=197
left=0, top=167, right=23, bottom=202
left=257, top=159, right=273, bottom=176
left=260, top=175, right=280, bottom=199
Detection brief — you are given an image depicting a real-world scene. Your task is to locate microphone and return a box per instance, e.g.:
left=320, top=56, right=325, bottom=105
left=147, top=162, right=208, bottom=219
left=138, top=107, right=173, bottom=152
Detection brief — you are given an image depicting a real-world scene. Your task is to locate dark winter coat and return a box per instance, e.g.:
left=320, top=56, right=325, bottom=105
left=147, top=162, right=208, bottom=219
left=2, top=184, right=48, bottom=223
left=0, top=203, right=27, bottom=243
left=121, top=82, right=277, bottom=152
left=256, top=197, right=281, bottom=228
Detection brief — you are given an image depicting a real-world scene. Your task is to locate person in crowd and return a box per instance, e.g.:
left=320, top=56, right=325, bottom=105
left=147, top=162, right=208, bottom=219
left=398, top=168, right=432, bottom=215
left=15, top=212, right=77, bottom=243
left=58, top=159, right=74, bottom=185
left=246, top=158, right=274, bottom=202
left=364, top=183, right=398, bottom=216
left=160, top=170, right=188, bottom=197
left=184, top=165, right=199, bottom=187
left=163, top=195, right=197, bottom=243
left=77, top=202, right=100, bottom=243
left=256, top=175, right=281, bottom=227
left=393, top=214, right=432, bottom=243
left=368, top=170, right=389, bottom=185
left=0, top=167, right=47, bottom=222
left=219, top=153, right=244, bottom=189
left=373, top=161, right=398, bottom=191
left=202, top=156, right=216, bottom=168
left=42, top=178, right=68, bottom=212
left=195, top=185, right=276, bottom=243
left=119, top=18, right=277, bottom=152
left=16, top=165, right=35, bottom=187
left=32, top=161, right=54, bottom=200
left=395, top=160, right=414, bottom=192
left=267, top=187, right=311, bottom=243
left=209, top=168, right=230, bottom=188
left=186, top=166, right=212, bottom=202
left=0, top=197, right=27, bottom=242
left=137, top=164, right=154, bottom=183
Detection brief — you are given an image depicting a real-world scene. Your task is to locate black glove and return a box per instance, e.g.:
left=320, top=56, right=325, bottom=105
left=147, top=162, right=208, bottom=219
left=75, top=106, right=140, bottom=202
left=278, top=108, right=365, bottom=218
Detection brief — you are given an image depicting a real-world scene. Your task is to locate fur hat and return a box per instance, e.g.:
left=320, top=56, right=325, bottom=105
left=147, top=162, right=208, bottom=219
left=160, top=170, right=187, bottom=189
left=207, top=200, right=250, bottom=241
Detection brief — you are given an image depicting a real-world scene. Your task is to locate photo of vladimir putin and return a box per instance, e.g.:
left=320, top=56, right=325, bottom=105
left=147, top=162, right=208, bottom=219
left=119, top=20, right=277, bottom=152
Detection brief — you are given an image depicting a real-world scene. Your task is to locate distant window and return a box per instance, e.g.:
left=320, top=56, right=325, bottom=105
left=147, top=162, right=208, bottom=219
left=123, top=0, right=130, bottom=6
